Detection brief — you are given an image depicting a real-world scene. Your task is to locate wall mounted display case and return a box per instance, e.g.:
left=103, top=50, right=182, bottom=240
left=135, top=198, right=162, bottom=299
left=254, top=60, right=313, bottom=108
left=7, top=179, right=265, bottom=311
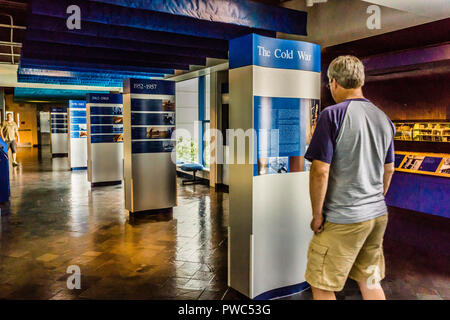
left=394, top=121, right=450, bottom=143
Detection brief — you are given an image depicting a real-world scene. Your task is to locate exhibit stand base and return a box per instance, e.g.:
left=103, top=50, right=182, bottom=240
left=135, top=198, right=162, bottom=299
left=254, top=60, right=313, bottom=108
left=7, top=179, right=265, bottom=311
left=52, top=153, right=68, bottom=158
left=253, top=282, right=310, bottom=300
left=128, top=208, right=174, bottom=222
left=123, top=79, right=177, bottom=214
left=91, top=181, right=122, bottom=187
left=71, top=167, right=87, bottom=171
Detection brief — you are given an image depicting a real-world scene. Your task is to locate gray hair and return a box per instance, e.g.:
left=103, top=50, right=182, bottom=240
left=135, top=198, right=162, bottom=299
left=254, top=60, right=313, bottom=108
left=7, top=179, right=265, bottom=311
left=327, top=55, right=365, bottom=89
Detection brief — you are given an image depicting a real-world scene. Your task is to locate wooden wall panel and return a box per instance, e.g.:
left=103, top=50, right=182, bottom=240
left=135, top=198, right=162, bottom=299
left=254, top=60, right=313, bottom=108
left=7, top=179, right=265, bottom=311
left=364, top=73, right=450, bottom=121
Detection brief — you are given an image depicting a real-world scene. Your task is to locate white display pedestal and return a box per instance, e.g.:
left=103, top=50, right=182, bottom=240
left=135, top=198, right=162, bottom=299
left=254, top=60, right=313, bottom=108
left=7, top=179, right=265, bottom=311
left=50, top=107, right=68, bottom=157
left=67, top=100, right=87, bottom=170
left=228, top=34, right=321, bottom=299
left=123, top=79, right=177, bottom=214
left=86, top=94, right=124, bottom=186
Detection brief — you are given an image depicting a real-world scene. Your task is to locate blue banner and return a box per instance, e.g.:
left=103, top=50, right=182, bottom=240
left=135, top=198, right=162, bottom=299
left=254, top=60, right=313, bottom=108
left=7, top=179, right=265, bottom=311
left=91, top=125, right=123, bottom=134
left=131, top=127, right=174, bottom=140
left=230, top=34, right=321, bottom=72
left=70, top=110, right=87, bottom=118
left=90, top=106, right=123, bottom=115
left=71, top=117, right=87, bottom=125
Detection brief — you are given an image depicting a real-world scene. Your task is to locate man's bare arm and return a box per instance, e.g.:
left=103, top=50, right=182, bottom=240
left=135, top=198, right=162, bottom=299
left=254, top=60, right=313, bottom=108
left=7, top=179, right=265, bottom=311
left=309, top=160, right=330, bottom=232
left=383, top=162, right=395, bottom=196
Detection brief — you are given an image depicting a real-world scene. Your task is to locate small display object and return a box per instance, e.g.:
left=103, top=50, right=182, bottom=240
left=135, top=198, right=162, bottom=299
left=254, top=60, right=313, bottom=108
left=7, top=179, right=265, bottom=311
left=86, top=94, right=124, bottom=185
left=50, top=107, right=68, bottom=156
left=394, top=121, right=450, bottom=142
left=395, top=151, right=450, bottom=178
left=68, top=100, right=87, bottom=170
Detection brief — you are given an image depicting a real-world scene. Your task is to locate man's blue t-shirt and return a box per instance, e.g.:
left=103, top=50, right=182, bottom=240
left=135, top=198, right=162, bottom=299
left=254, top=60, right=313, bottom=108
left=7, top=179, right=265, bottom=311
left=305, top=98, right=395, bottom=224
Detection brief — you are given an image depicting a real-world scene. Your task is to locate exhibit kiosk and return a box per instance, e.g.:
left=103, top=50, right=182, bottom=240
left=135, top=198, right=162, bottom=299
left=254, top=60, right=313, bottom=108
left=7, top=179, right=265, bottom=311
left=86, top=93, right=124, bottom=186
left=50, top=107, right=68, bottom=157
left=122, top=79, right=177, bottom=214
left=228, top=34, right=321, bottom=299
left=67, top=100, right=87, bottom=170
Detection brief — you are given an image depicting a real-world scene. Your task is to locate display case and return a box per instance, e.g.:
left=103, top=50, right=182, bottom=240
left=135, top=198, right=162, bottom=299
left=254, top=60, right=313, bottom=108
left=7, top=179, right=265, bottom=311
left=394, top=151, right=450, bottom=178
left=394, top=121, right=450, bottom=142
left=387, top=151, right=450, bottom=219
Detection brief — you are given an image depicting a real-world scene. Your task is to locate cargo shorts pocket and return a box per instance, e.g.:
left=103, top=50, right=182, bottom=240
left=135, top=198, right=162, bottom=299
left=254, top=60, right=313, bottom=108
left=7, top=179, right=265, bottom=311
left=307, top=242, right=328, bottom=273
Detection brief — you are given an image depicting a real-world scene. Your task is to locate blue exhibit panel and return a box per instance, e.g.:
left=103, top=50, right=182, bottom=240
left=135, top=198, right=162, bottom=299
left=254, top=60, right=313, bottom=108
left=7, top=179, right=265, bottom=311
left=418, top=157, right=443, bottom=172
left=51, top=108, right=68, bottom=133
left=90, top=116, right=123, bottom=125
left=69, top=100, right=87, bottom=109
left=88, top=94, right=123, bottom=144
left=253, top=96, right=309, bottom=176
left=132, top=141, right=175, bottom=154
left=52, top=118, right=67, bottom=126
left=51, top=129, right=67, bottom=134
left=70, top=110, right=87, bottom=117
left=51, top=114, right=66, bottom=119
left=394, top=154, right=405, bottom=168
left=131, top=99, right=175, bottom=112
left=386, top=172, right=450, bottom=218
left=91, top=135, right=123, bottom=144
left=229, top=34, right=321, bottom=71
left=51, top=107, right=66, bottom=113
left=68, top=100, right=87, bottom=139
left=124, top=79, right=176, bottom=154
left=130, top=113, right=175, bottom=126
left=71, top=132, right=84, bottom=138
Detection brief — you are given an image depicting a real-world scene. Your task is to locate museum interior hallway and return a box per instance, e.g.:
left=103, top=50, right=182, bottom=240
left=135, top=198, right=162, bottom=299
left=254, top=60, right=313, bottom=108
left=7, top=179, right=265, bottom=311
left=0, top=147, right=449, bottom=300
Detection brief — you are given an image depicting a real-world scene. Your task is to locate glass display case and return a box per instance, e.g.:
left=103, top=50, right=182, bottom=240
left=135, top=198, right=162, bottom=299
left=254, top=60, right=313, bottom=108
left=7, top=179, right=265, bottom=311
left=394, top=121, right=450, bottom=142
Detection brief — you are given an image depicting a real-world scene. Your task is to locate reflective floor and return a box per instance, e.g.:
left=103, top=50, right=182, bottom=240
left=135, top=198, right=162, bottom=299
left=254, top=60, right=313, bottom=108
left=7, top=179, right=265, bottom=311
left=0, top=147, right=448, bottom=300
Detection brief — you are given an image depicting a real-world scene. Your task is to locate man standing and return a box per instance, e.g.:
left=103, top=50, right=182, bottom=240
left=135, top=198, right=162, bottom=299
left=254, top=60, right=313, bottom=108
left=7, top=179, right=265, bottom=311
left=304, top=56, right=395, bottom=300
left=1, top=113, right=20, bottom=166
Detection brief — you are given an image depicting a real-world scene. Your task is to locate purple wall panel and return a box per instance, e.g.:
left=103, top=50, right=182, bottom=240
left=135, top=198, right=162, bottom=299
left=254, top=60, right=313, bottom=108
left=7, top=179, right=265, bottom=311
left=386, top=172, right=450, bottom=218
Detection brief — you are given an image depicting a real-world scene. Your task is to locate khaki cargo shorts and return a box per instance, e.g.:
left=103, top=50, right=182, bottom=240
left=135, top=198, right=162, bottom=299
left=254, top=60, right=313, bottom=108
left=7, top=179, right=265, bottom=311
left=305, top=214, right=388, bottom=292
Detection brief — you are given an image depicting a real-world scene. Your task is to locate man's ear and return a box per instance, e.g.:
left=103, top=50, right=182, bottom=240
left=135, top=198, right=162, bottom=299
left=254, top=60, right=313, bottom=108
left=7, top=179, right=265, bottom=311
left=331, top=79, right=338, bottom=90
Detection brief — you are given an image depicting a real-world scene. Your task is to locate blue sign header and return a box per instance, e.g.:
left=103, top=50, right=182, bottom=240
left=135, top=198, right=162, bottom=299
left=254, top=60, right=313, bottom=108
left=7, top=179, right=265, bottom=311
left=51, top=107, right=67, bottom=113
left=229, top=34, right=321, bottom=72
left=124, top=79, right=175, bottom=95
left=68, top=100, right=86, bottom=109
left=87, top=93, right=123, bottom=104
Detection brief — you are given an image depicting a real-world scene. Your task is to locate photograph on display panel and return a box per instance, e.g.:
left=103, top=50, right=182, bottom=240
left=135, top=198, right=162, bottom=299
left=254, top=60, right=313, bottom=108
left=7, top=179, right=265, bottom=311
left=401, top=155, right=425, bottom=170
left=439, top=158, right=450, bottom=175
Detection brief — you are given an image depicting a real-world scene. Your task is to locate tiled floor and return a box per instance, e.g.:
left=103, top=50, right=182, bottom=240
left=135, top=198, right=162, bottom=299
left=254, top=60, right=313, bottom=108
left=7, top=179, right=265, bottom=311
left=0, top=147, right=448, bottom=300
